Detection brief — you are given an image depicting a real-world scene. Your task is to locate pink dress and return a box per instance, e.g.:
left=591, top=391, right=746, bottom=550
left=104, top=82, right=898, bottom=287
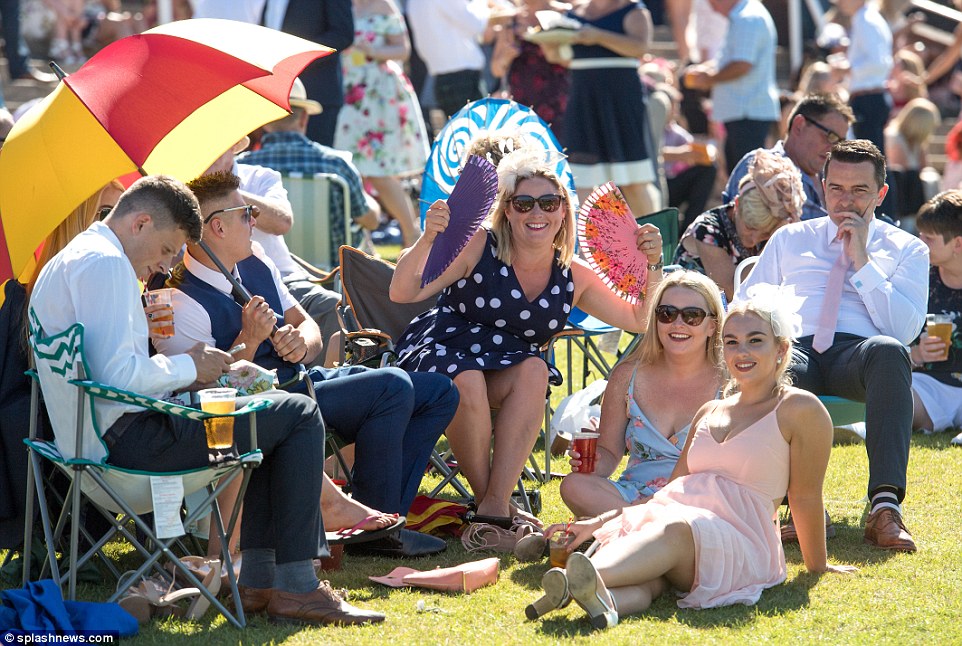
left=593, top=400, right=790, bottom=608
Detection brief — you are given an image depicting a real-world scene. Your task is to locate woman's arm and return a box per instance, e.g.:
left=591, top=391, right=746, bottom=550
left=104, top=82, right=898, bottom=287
left=924, top=22, right=962, bottom=84
left=693, top=241, right=737, bottom=299
left=571, top=222, right=664, bottom=332
left=573, top=362, right=633, bottom=476
left=390, top=200, right=486, bottom=302
left=357, top=0, right=411, bottom=62
left=571, top=4, right=651, bottom=59
left=780, top=390, right=840, bottom=574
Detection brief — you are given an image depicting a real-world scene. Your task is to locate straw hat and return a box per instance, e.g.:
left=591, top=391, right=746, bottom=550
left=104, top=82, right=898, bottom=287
left=289, top=77, right=322, bottom=115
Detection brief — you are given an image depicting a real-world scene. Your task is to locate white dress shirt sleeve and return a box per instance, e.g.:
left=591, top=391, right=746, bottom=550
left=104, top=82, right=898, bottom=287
left=71, top=255, right=196, bottom=395
left=849, top=242, right=929, bottom=344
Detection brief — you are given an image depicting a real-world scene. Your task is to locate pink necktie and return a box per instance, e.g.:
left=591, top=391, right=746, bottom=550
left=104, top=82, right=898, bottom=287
left=812, top=250, right=851, bottom=353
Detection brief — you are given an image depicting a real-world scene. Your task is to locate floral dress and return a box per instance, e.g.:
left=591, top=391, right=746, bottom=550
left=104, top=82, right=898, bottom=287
left=395, top=231, right=575, bottom=386
left=335, top=12, right=429, bottom=177
left=672, top=203, right=756, bottom=273
left=610, top=367, right=689, bottom=503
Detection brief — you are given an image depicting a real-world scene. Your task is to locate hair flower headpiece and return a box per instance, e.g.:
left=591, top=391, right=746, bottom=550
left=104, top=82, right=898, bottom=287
left=744, top=283, right=804, bottom=340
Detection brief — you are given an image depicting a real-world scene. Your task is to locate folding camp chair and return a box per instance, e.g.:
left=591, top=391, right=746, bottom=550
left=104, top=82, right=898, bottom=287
left=337, top=245, right=556, bottom=513
left=281, top=172, right=352, bottom=271
left=22, top=313, right=270, bottom=628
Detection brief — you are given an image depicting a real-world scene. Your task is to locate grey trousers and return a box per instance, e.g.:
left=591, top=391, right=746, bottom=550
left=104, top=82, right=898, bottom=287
left=791, top=333, right=913, bottom=501
left=105, top=391, right=326, bottom=563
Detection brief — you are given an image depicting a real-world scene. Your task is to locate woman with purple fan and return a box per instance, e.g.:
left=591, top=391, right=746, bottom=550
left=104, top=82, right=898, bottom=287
left=391, top=146, right=664, bottom=526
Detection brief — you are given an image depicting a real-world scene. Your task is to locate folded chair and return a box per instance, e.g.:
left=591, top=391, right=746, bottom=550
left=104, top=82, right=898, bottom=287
left=282, top=172, right=352, bottom=271
left=337, top=245, right=580, bottom=512
left=23, top=314, right=270, bottom=628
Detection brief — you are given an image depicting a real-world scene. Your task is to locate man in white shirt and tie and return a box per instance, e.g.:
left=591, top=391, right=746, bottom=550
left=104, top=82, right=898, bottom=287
left=736, top=140, right=929, bottom=552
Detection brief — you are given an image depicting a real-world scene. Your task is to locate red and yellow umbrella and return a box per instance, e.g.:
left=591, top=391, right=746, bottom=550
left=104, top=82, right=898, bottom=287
left=0, top=18, right=332, bottom=293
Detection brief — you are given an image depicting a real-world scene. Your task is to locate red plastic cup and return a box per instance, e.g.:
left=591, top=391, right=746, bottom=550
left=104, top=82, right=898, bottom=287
left=571, top=430, right=600, bottom=474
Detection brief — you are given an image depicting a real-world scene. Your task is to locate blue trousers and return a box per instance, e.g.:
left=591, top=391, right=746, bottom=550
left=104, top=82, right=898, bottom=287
left=850, top=91, right=891, bottom=154
left=723, top=119, right=775, bottom=175
left=106, top=391, right=326, bottom=563
left=308, top=366, right=459, bottom=515
left=791, top=333, right=913, bottom=500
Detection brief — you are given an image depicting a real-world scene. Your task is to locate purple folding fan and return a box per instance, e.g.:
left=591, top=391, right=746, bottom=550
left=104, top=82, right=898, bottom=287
left=420, top=155, right=499, bottom=287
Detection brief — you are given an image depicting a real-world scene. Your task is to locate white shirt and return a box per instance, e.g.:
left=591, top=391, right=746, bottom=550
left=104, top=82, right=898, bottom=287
left=407, top=0, right=488, bottom=75
left=735, top=216, right=929, bottom=345
left=191, top=0, right=264, bottom=22
left=153, top=249, right=298, bottom=357
left=847, top=4, right=892, bottom=92
left=235, top=162, right=306, bottom=280
left=31, top=222, right=197, bottom=432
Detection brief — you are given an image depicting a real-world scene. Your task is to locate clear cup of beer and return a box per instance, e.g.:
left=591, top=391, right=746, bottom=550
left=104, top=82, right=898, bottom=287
left=144, top=288, right=176, bottom=338
left=926, top=314, right=953, bottom=361
left=197, top=388, right=237, bottom=456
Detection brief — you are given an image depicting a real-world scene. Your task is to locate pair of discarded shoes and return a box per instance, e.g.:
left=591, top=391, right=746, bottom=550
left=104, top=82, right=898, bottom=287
left=117, top=560, right=221, bottom=624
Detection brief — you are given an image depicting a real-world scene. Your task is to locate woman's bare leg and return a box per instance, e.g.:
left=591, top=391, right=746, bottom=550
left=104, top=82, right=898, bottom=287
left=591, top=518, right=697, bottom=615
left=618, top=182, right=658, bottom=218
left=609, top=578, right=668, bottom=615
left=366, top=175, right=420, bottom=248
left=321, top=474, right=398, bottom=531
left=560, top=473, right=632, bottom=518
left=446, top=370, right=495, bottom=506
left=911, top=388, right=934, bottom=431
left=478, top=358, right=550, bottom=517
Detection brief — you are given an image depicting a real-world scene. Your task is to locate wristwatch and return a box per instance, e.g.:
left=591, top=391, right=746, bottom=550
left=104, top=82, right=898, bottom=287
left=647, top=257, right=664, bottom=272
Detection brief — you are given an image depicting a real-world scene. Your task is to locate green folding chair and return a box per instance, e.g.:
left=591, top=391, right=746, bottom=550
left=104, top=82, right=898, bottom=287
left=23, top=313, right=270, bottom=627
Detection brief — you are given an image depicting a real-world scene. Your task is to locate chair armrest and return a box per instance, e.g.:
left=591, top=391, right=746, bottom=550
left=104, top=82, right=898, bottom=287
left=69, top=379, right=272, bottom=420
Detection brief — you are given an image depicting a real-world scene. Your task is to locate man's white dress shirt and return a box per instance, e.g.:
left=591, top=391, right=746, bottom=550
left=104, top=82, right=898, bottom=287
left=735, top=217, right=928, bottom=345
left=31, top=222, right=197, bottom=445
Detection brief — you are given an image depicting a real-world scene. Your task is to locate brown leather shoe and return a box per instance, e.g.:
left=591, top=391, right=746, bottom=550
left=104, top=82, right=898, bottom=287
left=780, top=510, right=835, bottom=544
left=863, top=507, right=917, bottom=552
left=237, top=585, right=273, bottom=615
left=267, top=581, right=385, bottom=625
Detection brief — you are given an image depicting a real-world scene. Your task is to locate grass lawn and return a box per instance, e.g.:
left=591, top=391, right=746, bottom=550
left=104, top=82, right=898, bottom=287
left=3, top=245, right=960, bottom=643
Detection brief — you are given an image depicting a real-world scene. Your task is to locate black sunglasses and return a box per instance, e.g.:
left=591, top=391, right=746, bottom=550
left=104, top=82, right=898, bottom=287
left=97, top=205, right=113, bottom=221
left=509, top=194, right=564, bottom=213
left=802, top=114, right=844, bottom=145
left=655, top=305, right=714, bottom=326
left=204, top=204, right=259, bottom=224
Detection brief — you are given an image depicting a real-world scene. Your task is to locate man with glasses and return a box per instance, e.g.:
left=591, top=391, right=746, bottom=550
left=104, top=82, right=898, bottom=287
left=736, top=140, right=929, bottom=553
left=725, top=93, right=855, bottom=222
left=156, top=171, right=458, bottom=558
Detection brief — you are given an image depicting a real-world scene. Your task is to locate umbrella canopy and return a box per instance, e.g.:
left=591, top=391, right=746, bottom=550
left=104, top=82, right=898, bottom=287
left=0, top=18, right=332, bottom=287
left=419, top=97, right=576, bottom=224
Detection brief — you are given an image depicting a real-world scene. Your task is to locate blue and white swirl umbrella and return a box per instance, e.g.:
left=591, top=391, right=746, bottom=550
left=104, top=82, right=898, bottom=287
left=419, top=97, right=576, bottom=224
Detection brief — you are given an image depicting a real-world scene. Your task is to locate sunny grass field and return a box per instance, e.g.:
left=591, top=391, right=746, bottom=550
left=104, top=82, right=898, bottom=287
left=3, top=246, right=961, bottom=644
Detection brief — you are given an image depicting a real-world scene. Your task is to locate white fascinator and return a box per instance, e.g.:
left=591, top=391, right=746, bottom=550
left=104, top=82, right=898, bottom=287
left=744, top=283, right=804, bottom=340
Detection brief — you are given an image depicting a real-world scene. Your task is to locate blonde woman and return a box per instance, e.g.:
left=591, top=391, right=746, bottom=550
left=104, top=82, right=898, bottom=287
left=560, top=271, right=726, bottom=518
left=673, top=149, right=804, bottom=298
left=528, top=287, right=854, bottom=626
left=391, top=146, right=664, bottom=524
left=885, top=97, right=941, bottom=218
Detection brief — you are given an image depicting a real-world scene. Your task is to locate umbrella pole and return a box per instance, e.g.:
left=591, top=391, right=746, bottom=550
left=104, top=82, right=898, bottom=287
left=196, top=239, right=281, bottom=337
left=49, top=62, right=67, bottom=80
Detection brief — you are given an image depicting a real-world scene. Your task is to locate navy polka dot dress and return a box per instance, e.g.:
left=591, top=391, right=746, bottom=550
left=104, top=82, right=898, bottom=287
left=395, top=231, right=575, bottom=386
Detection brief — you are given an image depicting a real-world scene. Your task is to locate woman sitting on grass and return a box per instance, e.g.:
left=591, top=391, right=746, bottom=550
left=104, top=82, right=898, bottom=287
left=527, top=286, right=855, bottom=628
left=559, top=271, right=725, bottom=518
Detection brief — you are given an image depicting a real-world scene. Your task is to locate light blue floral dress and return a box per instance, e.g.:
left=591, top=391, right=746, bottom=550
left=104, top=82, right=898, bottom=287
left=335, top=12, right=429, bottom=177
left=610, top=367, right=690, bottom=503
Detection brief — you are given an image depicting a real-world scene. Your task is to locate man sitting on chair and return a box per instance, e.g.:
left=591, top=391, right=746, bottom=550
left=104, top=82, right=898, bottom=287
left=236, top=78, right=381, bottom=264
left=155, top=171, right=458, bottom=558
left=29, top=175, right=384, bottom=625
left=736, top=139, right=929, bottom=552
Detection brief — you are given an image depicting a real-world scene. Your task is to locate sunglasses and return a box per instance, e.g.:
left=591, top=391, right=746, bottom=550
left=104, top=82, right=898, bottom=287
left=204, top=204, right=259, bottom=224
left=655, top=305, right=714, bottom=326
left=802, top=114, right=844, bottom=145
left=509, top=194, right=564, bottom=213
left=97, top=205, right=113, bottom=221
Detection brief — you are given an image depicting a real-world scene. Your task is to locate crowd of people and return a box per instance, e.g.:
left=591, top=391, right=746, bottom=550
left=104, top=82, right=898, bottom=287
left=2, top=0, right=962, bottom=634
